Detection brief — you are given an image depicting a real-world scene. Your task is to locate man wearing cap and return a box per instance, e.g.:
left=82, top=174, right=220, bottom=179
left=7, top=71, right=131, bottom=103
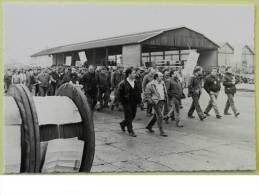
left=144, top=72, right=168, bottom=137
left=187, top=66, right=206, bottom=121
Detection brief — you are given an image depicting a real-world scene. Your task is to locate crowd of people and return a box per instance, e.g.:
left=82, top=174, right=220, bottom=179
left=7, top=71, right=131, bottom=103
left=4, top=64, right=240, bottom=137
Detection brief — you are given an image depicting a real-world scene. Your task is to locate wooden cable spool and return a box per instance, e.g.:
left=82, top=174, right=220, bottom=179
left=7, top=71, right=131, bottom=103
left=5, top=83, right=95, bottom=173
left=7, top=84, right=41, bottom=173
left=55, top=83, right=95, bottom=172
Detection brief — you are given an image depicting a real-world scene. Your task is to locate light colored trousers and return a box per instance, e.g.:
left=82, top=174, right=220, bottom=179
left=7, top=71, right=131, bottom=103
left=204, top=92, right=220, bottom=116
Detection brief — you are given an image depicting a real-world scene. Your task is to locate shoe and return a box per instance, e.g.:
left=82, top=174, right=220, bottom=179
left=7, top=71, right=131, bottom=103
left=204, top=112, right=210, bottom=116
left=200, top=116, right=206, bottom=121
left=160, top=132, right=168, bottom=137
left=120, top=122, right=125, bottom=132
left=235, top=112, right=240, bottom=117
left=171, top=117, right=175, bottom=121
left=176, top=121, right=184, bottom=128
left=216, top=115, right=222, bottom=119
left=129, top=132, right=137, bottom=137
left=146, top=126, right=155, bottom=133
left=224, top=112, right=231, bottom=115
left=188, top=115, right=195, bottom=119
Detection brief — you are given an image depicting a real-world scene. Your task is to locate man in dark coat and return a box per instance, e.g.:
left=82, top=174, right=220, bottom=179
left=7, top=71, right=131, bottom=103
left=164, top=70, right=184, bottom=127
left=187, top=66, right=206, bottom=121
left=80, top=65, right=99, bottom=110
left=117, top=67, right=142, bottom=137
left=223, top=67, right=240, bottom=117
left=204, top=67, right=222, bottom=119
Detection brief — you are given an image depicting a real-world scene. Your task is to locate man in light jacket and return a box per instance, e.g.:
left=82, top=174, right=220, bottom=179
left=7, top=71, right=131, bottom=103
left=144, top=72, right=168, bottom=137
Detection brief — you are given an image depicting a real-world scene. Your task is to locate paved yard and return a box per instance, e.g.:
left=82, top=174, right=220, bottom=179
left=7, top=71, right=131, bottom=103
left=91, top=89, right=256, bottom=172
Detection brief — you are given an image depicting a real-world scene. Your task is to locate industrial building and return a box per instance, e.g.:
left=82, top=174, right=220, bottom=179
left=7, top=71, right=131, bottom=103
left=218, top=42, right=235, bottom=72
left=241, top=45, right=254, bottom=74
left=31, top=27, right=219, bottom=72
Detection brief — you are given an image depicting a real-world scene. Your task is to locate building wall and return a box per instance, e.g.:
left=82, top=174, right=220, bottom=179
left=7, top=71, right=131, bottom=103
left=218, top=44, right=234, bottom=68
left=122, top=44, right=141, bottom=67
left=197, top=50, right=218, bottom=72
left=143, top=28, right=217, bottom=50
left=241, top=47, right=254, bottom=73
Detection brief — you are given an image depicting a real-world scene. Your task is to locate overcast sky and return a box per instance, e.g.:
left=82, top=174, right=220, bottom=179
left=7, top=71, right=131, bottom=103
left=3, top=3, right=254, bottom=65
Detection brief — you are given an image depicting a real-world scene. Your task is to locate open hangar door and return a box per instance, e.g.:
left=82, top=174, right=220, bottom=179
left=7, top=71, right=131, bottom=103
left=197, top=49, right=218, bottom=73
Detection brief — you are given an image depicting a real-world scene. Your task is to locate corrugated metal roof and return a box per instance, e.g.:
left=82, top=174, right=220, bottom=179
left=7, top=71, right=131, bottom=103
left=31, top=27, right=218, bottom=57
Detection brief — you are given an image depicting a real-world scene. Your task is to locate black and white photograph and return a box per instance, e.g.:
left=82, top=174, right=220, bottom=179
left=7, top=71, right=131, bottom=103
left=3, top=3, right=256, bottom=173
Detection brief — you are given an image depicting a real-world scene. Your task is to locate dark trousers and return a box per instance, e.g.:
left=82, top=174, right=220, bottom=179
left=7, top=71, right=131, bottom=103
left=98, top=87, right=110, bottom=108
left=121, top=103, right=138, bottom=133
left=188, top=93, right=204, bottom=119
left=224, top=93, right=238, bottom=114
left=35, top=84, right=39, bottom=96
left=39, top=86, right=48, bottom=97
left=86, top=93, right=97, bottom=110
left=49, top=83, right=57, bottom=96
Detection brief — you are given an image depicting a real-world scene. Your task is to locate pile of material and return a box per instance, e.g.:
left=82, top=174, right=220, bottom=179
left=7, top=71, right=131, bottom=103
left=42, top=138, right=84, bottom=173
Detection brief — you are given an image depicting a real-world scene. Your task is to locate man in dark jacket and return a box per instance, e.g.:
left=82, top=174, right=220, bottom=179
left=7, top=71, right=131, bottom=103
left=117, top=67, right=142, bottom=137
left=204, top=67, right=222, bottom=119
left=164, top=70, right=184, bottom=127
left=187, top=66, right=206, bottom=121
left=223, top=67, right=240, bottom=117
left=80, top=65, right=99, bottom=110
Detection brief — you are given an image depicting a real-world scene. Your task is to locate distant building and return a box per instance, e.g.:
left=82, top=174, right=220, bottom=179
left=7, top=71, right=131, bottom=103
left=218, top=42, right=235, bottom=72
left=241, top=45, right=254, bottom=74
